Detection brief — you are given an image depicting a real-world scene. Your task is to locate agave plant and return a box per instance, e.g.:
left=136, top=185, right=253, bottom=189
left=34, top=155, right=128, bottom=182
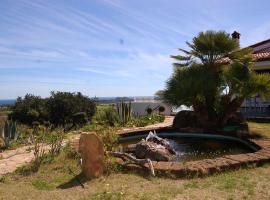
left=1, top=120, right=20, bottom=148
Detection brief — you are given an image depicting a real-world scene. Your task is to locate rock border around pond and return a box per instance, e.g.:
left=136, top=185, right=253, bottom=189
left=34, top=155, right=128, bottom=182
left=117, top=126, right=270, bottom=178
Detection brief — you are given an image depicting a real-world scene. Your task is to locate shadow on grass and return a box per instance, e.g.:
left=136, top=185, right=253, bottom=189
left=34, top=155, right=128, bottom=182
left=57, top=172, right=88, bottom=189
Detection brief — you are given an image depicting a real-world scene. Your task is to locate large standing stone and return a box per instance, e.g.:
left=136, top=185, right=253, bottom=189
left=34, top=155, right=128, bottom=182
left=79, top=132, right=104, bottom=179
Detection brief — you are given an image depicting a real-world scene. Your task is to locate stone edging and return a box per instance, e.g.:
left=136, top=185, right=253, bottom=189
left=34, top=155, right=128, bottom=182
left=121, top=139, right=270, bottom=177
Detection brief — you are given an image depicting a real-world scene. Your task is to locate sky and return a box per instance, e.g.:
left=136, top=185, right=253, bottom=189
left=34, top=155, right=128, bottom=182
left=1, top=0, right=270, bottom=99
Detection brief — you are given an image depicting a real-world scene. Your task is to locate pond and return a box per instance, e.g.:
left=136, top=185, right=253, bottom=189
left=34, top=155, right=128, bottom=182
left=118, top=132, right=259, bottom=162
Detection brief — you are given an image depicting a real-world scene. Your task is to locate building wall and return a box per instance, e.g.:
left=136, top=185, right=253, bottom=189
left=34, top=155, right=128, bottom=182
left=241, top=61, right=270, bottom=116
left=131, top=102, right=172, bottom=116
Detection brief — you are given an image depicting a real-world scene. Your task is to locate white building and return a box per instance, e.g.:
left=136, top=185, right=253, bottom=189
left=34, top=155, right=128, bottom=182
left=131, top=97, right=172, bottom=116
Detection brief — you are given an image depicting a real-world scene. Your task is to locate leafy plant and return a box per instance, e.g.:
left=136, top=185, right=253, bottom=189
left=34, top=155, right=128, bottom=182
left=81, top=124, right=118, bottom=152
left=128, top=114, right=165, bottom=127
left=46, top=129, right=64, bottom=157
left=72, top=112, right=88, bottom=128
left=95, top=106, right=120, bottom=126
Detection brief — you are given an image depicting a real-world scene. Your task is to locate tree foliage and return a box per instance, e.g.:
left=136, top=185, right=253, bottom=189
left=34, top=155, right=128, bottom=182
left=46, top=91, right=96, bottom=127
left=9, top=92, right=96, bottom=128
left=9, top=94, right=48, bottom=125
left=159, top=30, right=270, bottom=129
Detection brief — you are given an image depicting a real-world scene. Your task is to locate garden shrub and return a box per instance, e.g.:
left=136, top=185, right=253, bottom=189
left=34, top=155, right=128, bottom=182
left=9, top=91, right=96, bottom=129
left=95, top=106, right=119, bottom=126
left=46, top=91, right=96, bottom=128
left=81, top=124, right=118, bottom=152
left=72, top=112, right=88, bottom=128
left=62, top=142, right=81, bottom=160
left=9, top=94, right=48, bottom=125
left=128, top=114, right=165, bottom=127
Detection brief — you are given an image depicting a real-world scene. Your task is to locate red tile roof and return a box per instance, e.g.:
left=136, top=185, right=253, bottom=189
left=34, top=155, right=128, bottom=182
left=218, top=52, right=270, bottom=64
left=253, top=52, right=270, bottom=60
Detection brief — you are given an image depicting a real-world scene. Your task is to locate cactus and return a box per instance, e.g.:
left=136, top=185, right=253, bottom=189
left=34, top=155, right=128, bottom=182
left=116, top=100, right=132, bottom=124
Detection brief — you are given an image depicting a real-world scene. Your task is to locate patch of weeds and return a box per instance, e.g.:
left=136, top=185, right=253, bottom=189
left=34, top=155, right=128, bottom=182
left=0, top=176, right=6, bottom=183
left=32, top=180, right=54, bottom=190
left=261, top=163, right=270, bottom=168
left=131, top=194, right=151, bottom=200
left=227, top=196, right=234, bottom=200
left=159, top=185, right=182, bottom=198
left=15, top=162, right=40, bottom=176
left=239, top=176, right=255, bottom=196
left=62, top=143, right=81, bottom=160
left=88, top=191, right=124, bottom=200
left=183, top=180, right=199, bottom=189
left=221, top=177, right=237, bottom=190
left=159, top=197, right=169, bottom=200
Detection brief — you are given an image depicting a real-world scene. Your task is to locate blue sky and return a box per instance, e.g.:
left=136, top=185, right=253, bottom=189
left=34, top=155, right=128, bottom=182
left=1, top=0, right=270, bottom=99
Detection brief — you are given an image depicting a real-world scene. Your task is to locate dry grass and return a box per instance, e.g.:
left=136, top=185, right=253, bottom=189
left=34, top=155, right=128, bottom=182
left=1, top=122, right=270, bottom=200
left=1, top=153, right=270, bottom=200
left=248, top=122, right=270, bottom=138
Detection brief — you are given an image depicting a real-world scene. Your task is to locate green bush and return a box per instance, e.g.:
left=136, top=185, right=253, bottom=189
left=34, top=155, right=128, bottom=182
left=9, top=94, right=48, bottom=125
left=46, top=91, right=96, bottom=128
left=9, top=92, right=96, bottom=129
left=128, top=114, right=165, bottom=127
left=95, top=106, right=119, bottom=126
left=72, top=112, right=88, bottom=128
left=81, top=124, right=118, bottom=152
left=62, top=143, right=81, bottom=160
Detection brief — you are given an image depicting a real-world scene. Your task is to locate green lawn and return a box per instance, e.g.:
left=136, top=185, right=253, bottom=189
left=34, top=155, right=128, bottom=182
left=1, top=122, right=270, bottom=200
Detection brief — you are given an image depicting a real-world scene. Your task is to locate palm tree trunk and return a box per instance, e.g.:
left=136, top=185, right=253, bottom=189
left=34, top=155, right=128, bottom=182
left=220, top=96, right=245, bottom=127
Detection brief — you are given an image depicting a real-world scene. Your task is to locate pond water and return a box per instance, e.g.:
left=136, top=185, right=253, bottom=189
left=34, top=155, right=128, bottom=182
left=118, top=132, right=258, bottom=162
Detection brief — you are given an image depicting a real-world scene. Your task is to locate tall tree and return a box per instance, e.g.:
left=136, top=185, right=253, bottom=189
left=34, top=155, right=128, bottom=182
left=159, top=31, right=270, bottom=129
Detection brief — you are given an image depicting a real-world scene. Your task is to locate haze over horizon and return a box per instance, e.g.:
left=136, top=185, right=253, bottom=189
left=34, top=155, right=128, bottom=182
left=1, top=0, right=270, bottom=99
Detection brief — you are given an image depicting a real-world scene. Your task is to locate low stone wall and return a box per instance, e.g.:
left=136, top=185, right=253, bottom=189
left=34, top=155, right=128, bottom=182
left=121, top=139, right=270, bottom=178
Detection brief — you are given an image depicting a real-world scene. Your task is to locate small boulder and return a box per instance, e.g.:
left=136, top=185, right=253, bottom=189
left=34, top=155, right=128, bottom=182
left=79, top=132, right=104, bottom=179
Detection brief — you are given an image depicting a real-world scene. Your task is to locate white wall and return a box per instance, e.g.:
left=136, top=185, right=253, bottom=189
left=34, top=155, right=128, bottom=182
left=131, top=102, right=172, bottom=116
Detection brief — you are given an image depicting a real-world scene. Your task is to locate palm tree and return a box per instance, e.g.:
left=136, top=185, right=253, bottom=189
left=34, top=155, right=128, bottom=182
left=159, top=31, right=270, bottom=130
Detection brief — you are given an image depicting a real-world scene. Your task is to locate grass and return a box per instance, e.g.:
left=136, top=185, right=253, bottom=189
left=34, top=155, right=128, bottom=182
left=0, top=122, right=270, bottom=200
left=248, top=122, right=270, bottom=138
left=1, top=151, right=270, bottom=199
